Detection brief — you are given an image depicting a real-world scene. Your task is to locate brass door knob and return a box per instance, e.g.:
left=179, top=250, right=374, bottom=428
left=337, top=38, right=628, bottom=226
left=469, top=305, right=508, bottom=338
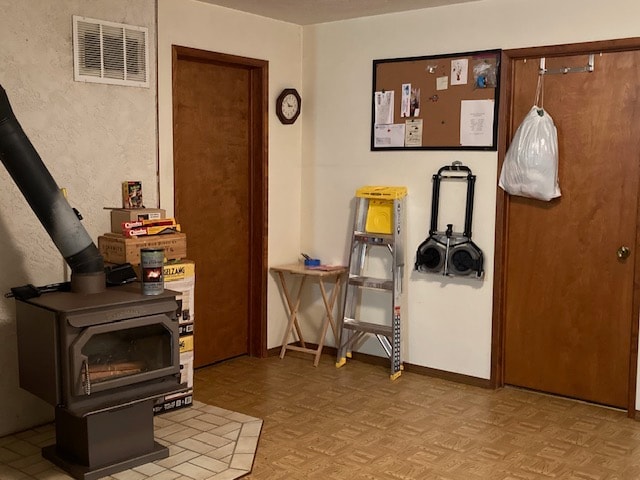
left=617, top=246, right=631, bottom=259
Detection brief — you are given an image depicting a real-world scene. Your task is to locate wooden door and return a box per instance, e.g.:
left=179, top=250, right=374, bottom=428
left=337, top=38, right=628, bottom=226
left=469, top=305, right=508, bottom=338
left=172, top=47, right=268, bottom=368
left=503, top=50, right=640, bottom=408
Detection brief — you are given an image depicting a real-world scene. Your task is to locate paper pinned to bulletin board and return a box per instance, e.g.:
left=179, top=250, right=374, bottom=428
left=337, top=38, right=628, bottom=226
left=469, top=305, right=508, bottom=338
left=371, top=49, right=501, bottom=151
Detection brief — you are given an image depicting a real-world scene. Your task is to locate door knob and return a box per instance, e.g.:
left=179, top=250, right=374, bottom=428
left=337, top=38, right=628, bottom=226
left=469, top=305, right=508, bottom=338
left=617, top=246, right=631, bottom=259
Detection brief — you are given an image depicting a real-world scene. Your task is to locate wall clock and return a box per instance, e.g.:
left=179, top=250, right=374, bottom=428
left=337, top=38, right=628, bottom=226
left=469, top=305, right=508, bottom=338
left=276, top=88, right=301, bottom=124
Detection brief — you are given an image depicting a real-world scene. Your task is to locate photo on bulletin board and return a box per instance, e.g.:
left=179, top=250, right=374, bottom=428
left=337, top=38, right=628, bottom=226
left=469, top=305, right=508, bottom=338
left=371, top=49, right=501, bottom=151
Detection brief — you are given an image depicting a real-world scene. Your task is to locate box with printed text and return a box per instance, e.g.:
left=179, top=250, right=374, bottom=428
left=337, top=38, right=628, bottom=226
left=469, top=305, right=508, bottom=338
left=153, top=389, right=193, bottom=415
left=98, top=233, right=187, bottom=265
left=163, top=259, right=195, bottom=324
left=180, top=350, right=194, bottom=389
left=109, top=208, right=166, bottom=234
left=122, top=181, right=143, bottom=208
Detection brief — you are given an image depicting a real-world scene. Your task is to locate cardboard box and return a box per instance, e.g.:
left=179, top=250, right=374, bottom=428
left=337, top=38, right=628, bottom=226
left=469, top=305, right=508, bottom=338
left=123, top=224, right=181, bottom=238
left=179, top=334, right=194, bottom=353
left=178, top=322, right=194, bottom=336
left=153, top=389, right=193, bottom=415
left=98, top=232, right=187, bottom=265
left=164, top=259, right=195, bottom=323
left=163, top=259, right=195, bottom=282
left=180, top=351, right=194, bottom=389
left=153, top=335, right=194, bottom=416
left=110, top=208, right=166, bottom=234
left=133, top=259, right=195, bottom=280
left=173, top=283, right=194, bottom=324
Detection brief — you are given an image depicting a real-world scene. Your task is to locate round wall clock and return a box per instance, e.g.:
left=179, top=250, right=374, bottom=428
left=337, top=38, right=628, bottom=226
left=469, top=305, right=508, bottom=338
left=276, top=88, right=301, bottom=124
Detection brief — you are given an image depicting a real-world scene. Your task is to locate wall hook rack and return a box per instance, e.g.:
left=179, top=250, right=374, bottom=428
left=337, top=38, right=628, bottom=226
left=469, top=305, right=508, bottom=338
left=539, top=54, right=595, bottom=75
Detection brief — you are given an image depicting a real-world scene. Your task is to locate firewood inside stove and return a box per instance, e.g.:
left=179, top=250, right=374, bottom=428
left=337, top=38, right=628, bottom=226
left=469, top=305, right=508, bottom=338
left=88, top=360, right=146, bottom=382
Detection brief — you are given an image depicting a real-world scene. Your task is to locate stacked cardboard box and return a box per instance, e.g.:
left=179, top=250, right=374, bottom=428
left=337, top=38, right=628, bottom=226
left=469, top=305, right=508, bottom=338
left=98, top=232, right=187, bottom=265
left=100, top=208, right=185, bottom=264
left=100, top=206, right=195, bottom=414
left=153, top=258, right=195, bottom=415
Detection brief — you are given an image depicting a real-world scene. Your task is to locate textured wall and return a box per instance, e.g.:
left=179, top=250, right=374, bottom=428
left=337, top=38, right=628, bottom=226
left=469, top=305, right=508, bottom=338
left=0, top=0, right=157, bottom=436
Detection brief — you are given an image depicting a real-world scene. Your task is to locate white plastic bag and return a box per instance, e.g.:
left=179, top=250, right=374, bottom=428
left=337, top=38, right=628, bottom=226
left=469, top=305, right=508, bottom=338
left=499, top=105, right=561, bottom=201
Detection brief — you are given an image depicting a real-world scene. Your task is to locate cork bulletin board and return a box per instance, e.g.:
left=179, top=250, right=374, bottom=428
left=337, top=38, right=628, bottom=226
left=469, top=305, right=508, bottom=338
left=371, top=49, right=501, bottom=151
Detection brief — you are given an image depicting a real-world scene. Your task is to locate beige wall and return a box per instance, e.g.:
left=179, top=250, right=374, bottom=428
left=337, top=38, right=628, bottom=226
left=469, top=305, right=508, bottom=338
left=301, top=0, right=640, bottom=393
left=0, top=0, right=157, bottom=436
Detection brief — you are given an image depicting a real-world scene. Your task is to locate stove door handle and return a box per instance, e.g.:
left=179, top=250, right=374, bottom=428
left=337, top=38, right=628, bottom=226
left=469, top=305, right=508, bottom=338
left=82, top=360, right=91, bottom=396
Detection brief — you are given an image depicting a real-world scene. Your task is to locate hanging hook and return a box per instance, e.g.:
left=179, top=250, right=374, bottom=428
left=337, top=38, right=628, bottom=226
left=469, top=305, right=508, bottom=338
left=539, top=57, right=547, bottom=75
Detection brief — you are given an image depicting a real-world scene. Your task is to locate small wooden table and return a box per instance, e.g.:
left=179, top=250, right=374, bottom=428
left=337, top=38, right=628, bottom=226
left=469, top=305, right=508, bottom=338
left=271, top=263, right=347, bottom=366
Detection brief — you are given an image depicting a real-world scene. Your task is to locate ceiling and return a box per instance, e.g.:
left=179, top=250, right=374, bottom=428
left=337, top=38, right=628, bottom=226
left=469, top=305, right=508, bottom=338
left=197, top=0, right=479, bottom=25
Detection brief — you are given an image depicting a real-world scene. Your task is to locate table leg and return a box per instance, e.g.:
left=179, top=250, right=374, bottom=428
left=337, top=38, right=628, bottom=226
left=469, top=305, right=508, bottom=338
left=313, top=275, right=343, bottom=367
left=327, top=275, right=342, bottom=341
left=278, top=273, right=307, bottom=359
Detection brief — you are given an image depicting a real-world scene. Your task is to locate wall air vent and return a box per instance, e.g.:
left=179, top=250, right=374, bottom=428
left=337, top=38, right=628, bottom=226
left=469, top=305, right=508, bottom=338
left=73, top=15, right=149, bottom=88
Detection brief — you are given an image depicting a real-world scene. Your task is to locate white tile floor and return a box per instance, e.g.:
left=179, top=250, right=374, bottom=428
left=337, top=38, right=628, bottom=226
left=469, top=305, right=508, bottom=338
left=0, top=401, right=262, bottom=480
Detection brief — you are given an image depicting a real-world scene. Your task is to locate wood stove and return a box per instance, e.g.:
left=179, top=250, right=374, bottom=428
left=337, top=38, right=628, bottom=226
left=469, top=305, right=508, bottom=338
left=0, top=85, right=185, bottom=479
left=16, top=284, right=182, bottom=480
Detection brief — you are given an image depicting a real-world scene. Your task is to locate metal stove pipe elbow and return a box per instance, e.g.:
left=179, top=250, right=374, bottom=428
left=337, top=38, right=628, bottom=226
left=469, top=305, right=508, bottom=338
left=0, top=85, right=105, bottom=293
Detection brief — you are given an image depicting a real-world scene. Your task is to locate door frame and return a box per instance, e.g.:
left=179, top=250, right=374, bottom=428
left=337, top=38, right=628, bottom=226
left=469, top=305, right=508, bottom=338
left=171, top=45, right=268, bottom=359
left=491, top=37, right=640, bottom=416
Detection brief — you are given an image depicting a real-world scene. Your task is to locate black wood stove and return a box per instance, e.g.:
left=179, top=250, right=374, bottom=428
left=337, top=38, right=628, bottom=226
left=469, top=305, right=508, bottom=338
left=17, top=285, right=181, bottom=479
left=0, top=85, right=184, bottom=480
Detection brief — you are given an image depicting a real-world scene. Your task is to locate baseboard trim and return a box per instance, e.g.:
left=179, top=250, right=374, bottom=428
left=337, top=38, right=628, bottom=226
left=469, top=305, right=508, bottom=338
left=402, top=362, right=492, bottom=389
left=268, top=343, right=491, bottom=388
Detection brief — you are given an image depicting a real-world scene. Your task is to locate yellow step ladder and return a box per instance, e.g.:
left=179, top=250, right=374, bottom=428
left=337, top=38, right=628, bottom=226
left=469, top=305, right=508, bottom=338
left=336, top=186, right=407, bottom=379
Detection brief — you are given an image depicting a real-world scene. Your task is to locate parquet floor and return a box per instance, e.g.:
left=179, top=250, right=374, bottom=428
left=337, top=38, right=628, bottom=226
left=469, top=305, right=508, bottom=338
left=194, top=353, right=640, bottom=480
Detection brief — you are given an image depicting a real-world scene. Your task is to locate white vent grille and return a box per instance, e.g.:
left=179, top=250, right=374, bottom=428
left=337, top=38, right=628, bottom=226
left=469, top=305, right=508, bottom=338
left=73, top=15, right=149, bottom=88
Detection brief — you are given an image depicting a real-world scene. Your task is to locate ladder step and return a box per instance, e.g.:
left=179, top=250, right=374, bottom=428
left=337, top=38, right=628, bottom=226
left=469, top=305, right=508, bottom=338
left=354, top=231, right=394, bottom=245
left=343, top=319, right=392, bottom=336
left=348, top=275, right=393, bottom=290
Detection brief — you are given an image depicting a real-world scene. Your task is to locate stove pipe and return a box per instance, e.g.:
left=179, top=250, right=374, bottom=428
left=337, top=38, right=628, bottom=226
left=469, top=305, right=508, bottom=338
left=0, top=85, right=105, bottom=294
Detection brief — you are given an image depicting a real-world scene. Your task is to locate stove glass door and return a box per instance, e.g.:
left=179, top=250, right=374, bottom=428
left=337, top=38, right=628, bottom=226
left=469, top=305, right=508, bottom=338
left=70, top=314, right=176, bottom=396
